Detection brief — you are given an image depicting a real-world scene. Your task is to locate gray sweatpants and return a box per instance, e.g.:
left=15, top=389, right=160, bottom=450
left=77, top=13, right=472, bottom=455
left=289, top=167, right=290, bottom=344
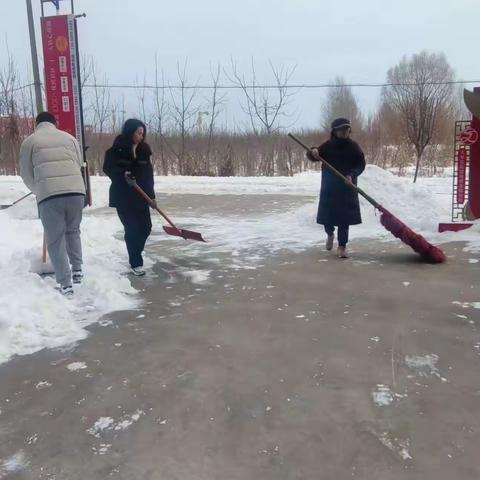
left=38, top=195, right=84, bottom=287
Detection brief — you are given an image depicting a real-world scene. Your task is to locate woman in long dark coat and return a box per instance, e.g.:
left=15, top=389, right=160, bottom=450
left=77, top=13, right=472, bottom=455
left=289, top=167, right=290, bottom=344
left=103, top=119, right=156, bottom=276
left=307, top=118, right=366, bottom=258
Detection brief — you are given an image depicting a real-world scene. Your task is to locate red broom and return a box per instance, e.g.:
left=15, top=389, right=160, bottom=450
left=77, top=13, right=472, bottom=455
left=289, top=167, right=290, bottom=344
left=288, top=134, right=446, bottom=264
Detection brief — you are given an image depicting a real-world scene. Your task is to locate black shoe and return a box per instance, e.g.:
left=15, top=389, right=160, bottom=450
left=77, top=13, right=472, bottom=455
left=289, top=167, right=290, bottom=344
left=326, top=234, right=334, bottom=251
left=72, top=270, right=83, bottom=284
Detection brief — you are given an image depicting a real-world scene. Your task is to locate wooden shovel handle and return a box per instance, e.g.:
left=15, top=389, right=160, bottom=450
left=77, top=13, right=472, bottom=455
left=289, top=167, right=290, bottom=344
left=132, top=183, right=182, bottom=234
left=13, top=192, right=33, bottom=205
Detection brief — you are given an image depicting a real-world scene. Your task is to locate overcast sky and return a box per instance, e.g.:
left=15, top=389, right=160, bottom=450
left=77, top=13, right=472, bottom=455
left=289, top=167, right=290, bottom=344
left=1, top=0, right=479, bottom=129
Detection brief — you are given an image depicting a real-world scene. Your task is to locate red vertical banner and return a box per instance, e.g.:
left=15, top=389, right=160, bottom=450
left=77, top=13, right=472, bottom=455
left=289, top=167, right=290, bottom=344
left=40, top=14, right=83, bottom=153
left=468, top=87, right=480, bottom=218
left=457, top=147, right=467, bottom=204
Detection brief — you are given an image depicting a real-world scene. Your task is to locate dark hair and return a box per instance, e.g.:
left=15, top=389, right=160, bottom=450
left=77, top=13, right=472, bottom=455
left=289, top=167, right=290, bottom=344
left=36, top=111, right=56, bottom=126
left=121, top=118, right=147, bottom=143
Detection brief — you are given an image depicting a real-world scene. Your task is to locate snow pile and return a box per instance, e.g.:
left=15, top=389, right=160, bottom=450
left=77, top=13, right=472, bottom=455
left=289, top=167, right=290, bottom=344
left=0, top=183, right=138, bottom=365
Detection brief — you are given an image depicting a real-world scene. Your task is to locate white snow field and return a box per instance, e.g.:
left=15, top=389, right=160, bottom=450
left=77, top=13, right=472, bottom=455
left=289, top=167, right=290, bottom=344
left=0, top=166, right=478, bottom=364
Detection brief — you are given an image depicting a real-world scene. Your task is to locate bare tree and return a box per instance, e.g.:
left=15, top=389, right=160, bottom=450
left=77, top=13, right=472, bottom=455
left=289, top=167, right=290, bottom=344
left=169, top=60, right=199, bottom=175
left=85, top=62, right=112, bottom=172
left=205, top=62, right=227, bottom=174
left=321, top=76, right=363, bottom=132
left=228, top=59, right=297, bottom=174
left=382, top=51, right=455, bottom=182
left=135, top=73, right=152, bottom=129
left=78, top=54, right=95, bottom=125
left=90, top=62, right=111, bottom=135
left=0, top=51, right=21, bottom=174
left=228, top=58, right=297, bottom=135
left=152, top=54, right=169, bottom=175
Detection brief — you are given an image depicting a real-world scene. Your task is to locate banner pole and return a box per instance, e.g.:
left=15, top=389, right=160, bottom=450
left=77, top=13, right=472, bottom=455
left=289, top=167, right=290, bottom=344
left=26, top=0, right=43, bottom=115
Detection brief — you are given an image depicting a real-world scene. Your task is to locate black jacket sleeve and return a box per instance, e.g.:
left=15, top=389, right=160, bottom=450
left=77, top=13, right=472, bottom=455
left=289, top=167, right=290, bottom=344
left=318, top=143, right=331, bottom=171
left=103, top=149, right=126, bottom=177
left=103, top=148, right=133, bottom=184
left=350, top=147, right=366, bottom=178
left=144, top=161, right=155, bottom=199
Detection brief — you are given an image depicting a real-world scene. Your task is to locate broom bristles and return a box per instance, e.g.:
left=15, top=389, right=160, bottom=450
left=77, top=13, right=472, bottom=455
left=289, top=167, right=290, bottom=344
left=379, top=208, right=446, bottom=264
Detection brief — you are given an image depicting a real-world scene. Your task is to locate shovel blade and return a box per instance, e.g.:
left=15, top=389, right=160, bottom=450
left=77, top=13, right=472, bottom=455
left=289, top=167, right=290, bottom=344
left=163, top=225, right=206, bottom=242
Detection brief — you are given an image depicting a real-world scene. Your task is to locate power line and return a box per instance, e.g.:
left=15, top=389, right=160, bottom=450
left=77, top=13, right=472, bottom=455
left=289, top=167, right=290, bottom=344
left=8, top=82, right=35, bottom=93
left=81, top=80, right=480, bottom=90
left=8, top=79, right=480, bottom=94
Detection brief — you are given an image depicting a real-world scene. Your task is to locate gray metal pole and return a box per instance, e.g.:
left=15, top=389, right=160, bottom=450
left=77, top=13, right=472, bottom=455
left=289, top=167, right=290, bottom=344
left=26, top=0, right=43, bottom=114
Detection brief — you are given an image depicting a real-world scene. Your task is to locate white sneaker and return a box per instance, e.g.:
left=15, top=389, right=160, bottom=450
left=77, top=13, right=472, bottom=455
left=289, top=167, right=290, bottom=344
left=61, top=285, right=74, bottom=296
left=131, top=267, right=146, bottom=276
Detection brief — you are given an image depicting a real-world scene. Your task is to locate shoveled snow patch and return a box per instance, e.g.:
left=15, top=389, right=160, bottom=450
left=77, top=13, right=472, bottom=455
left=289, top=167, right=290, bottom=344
left=182, top=269, right=211, bottom=284
left=88, top=417, right=115, bottom=438
left=114, top=410, right=144, bottom=431
left=92, top=444, right=111, bottom=456
left=372, top=384, right=406, bottom=406
left=87, top=410, right=144, bottom=438
left=66, top=362, right=87, bottom=372
left=452, top=300, right=480, bottom=310
left=372, top=385, right=395, bottom=406
left=0, top=451, right=28, bottom=476
left=405, top=354, right=447, bottom=382
left=378, top=433, right=413, bottom=461
left=35, top=381, right=52, bottom=390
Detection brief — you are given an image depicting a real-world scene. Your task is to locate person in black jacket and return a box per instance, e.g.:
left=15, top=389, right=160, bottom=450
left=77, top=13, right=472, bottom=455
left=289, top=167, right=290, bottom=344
left=103, top=119, right=156, bottom=276
left=307, top=118, right=366, bottom=258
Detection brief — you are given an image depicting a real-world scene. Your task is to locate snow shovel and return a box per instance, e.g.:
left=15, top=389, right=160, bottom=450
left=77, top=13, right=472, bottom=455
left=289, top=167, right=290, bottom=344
left=132, top=183, right=206, bottom=242
left=288, top=133, right=446, bottom=263
left=0, top=192, right=33, bottom=209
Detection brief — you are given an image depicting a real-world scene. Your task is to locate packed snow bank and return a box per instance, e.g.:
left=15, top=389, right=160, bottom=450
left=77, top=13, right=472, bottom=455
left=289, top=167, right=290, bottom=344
left=0, top=166, right=478, bottom=365
left=0, top=185, right=138, bottom=365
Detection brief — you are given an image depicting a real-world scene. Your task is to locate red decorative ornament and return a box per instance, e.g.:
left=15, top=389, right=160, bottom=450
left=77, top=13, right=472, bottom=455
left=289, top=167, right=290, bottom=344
left=460, top=126, right=479, bottom=146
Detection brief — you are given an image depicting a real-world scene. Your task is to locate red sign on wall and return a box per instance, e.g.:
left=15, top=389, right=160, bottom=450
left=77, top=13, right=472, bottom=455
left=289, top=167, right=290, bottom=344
left=457, top=147, right=467, bottom=204
left=40, top=14, right=83, bottom=152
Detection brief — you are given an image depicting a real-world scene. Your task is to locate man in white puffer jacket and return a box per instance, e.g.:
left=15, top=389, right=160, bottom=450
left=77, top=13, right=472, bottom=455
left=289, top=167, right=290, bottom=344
left=19, top=112, right=86, bottom=296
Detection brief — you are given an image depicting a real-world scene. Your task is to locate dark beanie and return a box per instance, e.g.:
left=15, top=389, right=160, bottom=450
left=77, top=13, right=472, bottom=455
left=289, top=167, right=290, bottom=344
left=331, top=118, right=351, bottom=130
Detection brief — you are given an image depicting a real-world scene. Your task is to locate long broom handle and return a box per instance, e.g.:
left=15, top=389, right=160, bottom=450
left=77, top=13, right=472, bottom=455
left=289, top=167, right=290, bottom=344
left=288, top=133, right=381, bottom=210
left=132, top=183, right=182, bottom=233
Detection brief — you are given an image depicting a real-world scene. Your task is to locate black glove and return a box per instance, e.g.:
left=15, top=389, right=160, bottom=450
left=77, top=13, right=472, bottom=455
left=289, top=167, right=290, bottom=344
left=124, top=171, right=136, bottom=187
